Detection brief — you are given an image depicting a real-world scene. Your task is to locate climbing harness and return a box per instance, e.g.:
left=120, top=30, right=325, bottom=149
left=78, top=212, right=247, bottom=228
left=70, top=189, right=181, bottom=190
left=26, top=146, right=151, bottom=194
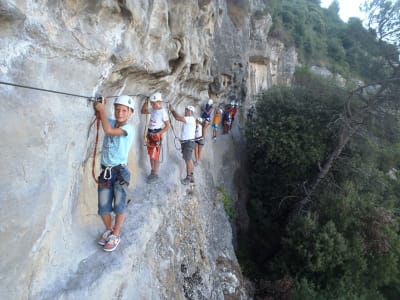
left=145, top=129, right=163, bottom=161
left=97, top=164, right=130, bottom=188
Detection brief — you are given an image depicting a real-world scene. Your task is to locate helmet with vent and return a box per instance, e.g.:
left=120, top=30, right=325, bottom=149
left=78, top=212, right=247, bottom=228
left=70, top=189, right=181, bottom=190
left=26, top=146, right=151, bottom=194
left=150, top=92, right=162, bottom=102
left=114, top=95, right=134, bottom=110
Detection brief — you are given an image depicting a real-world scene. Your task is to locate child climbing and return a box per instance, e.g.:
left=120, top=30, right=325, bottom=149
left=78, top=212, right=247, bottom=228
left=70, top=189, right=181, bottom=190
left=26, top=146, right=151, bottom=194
left=194, top=117, right=205, bottom=166
left=222, top=103, right=232, bottom=134
left=200, top=98, right=213, bottom=134
left=94, top=95, right=135, bottom=252
left=169, top=104, right=196, bottom=185
left=140, top=92, right=170, bottom=183
left=212, top=107, right=222, bottom=141
left=230, top=102, right=238, bottom=130
left=247, top=105, right=255, bottom=122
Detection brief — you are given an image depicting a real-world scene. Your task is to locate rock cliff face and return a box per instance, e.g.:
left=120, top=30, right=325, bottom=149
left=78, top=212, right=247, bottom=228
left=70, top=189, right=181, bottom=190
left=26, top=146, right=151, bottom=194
left=0, top=0, right=297, bottom=299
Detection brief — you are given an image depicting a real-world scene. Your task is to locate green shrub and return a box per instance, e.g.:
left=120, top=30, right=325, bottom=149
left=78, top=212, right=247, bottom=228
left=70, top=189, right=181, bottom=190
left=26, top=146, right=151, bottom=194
left=217, top=186, right=236, bottom=220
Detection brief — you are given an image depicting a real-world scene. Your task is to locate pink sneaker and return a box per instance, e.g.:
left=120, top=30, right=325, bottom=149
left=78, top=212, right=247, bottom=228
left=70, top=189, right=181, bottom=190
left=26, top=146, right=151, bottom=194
left=103, top=234, right=121, bottom=252
left=97, top=230, right=113, bottom=246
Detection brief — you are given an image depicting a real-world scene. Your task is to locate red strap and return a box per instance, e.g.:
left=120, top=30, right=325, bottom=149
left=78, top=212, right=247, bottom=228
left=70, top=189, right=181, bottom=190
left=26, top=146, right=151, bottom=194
left=91, top=111, right=101, bottom=184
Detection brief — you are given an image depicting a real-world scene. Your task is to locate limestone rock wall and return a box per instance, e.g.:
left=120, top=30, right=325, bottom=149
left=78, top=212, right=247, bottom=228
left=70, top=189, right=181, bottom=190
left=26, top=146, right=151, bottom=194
left=247, top=9, right=297, bottom=105
left=0, top=0, right=297, bottom=299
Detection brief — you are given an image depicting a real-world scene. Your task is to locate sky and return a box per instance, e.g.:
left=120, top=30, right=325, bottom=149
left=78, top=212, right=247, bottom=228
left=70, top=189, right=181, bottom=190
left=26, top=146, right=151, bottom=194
left=320, top=0, right=366, bottom=22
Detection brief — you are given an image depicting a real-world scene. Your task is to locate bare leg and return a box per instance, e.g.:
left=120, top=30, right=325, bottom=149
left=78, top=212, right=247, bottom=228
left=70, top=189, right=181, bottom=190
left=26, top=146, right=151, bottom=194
left=149, top=157, right=154, bottom=173
left=186, top=160, right=194, bottom=176
left=100, top=214, right=113, bottom=231
left=194, top=144, right=199, bottom=162
left=152, top=159, right=160, bottom=175
left=198, top=145, right=203, bottom=161
left=112, top=213, right=126, bottom=236
left=203, top=122, right=209, bottom=134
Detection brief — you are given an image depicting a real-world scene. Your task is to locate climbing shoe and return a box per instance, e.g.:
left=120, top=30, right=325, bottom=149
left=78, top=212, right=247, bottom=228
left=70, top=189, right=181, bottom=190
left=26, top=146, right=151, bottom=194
left=147, top=173, right=159, bottom=183
left=181, top=176, right=191, bottom=185
left=181, top=175, right=194, bottom=185
left=97, top=229, right=113, bottom=246
left=103, top=234, right=121, bottom=252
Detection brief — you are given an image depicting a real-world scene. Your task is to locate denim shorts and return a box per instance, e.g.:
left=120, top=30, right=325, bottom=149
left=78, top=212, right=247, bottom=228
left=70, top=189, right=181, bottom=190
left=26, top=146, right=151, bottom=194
left=97, top=166, right=130, bottom=215
left=181, top=141, right=195, bottom=161
left=195, top=138, right=205, bottom=146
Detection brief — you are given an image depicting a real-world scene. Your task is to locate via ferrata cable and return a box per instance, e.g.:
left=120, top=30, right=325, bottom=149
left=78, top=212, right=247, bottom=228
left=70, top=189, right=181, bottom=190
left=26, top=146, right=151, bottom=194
left=0, top=80, right=94, bottom=100
left=0, top=80, right=149, bottom=100
left=166, top=105, right=182, bottom=151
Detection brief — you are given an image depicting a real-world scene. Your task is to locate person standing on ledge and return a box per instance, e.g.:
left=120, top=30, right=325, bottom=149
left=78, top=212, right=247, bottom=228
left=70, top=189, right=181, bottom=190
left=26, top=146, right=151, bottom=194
left=201, top=98, right=213, bottom=134
left=194, top=117, right=205, bottom=165
left=212, top=107, right=222, bottom=141
left=94, top=95, right=135, bottom=252
left=141, top=92, right=170, bottom=183
left=230, top=102, right=238, bottom=130
left=168, top=104, right=196, bottom=185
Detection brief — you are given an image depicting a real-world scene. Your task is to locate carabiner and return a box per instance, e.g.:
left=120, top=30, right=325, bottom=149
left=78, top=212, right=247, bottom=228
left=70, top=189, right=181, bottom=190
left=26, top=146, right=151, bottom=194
left=103, top=167, right=113, bottom=180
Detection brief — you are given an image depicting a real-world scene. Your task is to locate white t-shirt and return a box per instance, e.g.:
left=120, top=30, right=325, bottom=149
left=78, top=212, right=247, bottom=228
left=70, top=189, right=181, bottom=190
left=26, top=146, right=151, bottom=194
left=181, top=116, right=196, bottom=141
left=148, top=107, right=169, bottom=130
left=195, top=123, right=203, bottom=139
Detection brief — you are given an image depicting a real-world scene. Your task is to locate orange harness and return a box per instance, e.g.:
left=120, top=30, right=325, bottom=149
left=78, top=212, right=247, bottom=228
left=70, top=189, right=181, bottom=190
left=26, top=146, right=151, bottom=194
left=147, top=132, right=162, bottom=160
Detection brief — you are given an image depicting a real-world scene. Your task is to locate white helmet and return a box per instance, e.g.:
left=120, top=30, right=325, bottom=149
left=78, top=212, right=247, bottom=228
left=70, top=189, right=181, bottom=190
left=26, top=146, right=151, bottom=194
left=207, top=99, right=213, bottom=105
left=114, top=95, right=134, bottom=110
left=150, top=92, right=162, bottom=102
left=186, top=105, right=195, bottom=112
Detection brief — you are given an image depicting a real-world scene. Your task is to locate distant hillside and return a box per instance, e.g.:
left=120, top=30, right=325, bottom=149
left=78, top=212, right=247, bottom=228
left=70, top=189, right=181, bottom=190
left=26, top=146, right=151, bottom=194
left=266, top=0, right=398, bottom=81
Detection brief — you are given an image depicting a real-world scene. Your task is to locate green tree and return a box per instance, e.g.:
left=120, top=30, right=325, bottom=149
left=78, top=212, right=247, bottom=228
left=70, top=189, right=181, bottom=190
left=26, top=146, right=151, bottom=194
left=327, top=0, right=339, bottom=15
left=240, top=74, right=400, bottom=299
left=241, top=65, right=400, bottom=298
left=265, top=0, right=398, bottom=80
left=363, top=0, right=400, bottom=48
left=241, top=1, right=400, bottom=298
left=242, top=72, right=347, bottom=280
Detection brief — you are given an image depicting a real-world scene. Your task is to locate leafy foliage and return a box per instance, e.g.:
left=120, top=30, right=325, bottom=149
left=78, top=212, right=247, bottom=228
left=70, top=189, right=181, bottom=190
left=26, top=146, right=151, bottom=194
left=266, top=0, right=398, bottom=81
left=217, top=186, right=236, bottom=220
left=238, top=1, right=400, bottom=298
left=245, top=71, right=345, bottom=210
left=239, top=71, right=400, bottom=299
left=364, top=0, right=400, bottom=49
